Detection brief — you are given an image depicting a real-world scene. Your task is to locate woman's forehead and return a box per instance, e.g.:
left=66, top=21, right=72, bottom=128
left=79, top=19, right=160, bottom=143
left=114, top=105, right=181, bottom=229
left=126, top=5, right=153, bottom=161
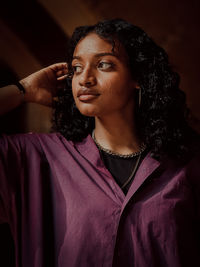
left=74, top=33, right=113, bottom=55
left=73, top=33, right=128, bottom=61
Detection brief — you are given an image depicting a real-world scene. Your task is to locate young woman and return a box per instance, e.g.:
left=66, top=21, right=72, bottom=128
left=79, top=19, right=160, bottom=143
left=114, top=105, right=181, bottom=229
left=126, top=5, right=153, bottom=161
left=0, top=19, right=200, bottom=267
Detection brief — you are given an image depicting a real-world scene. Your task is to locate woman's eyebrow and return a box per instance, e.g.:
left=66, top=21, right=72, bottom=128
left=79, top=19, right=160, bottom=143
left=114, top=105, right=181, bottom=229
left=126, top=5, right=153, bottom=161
left=72, top=52, right=118, bottom=61
left=94, top=52, right=118, bottom=58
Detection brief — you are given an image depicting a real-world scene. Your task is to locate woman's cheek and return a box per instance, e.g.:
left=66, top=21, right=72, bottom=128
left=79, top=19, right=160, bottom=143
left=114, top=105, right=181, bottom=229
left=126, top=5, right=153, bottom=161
left=102, top=79, right=116, bottom=95
left=71, top=79, right=77, bottom=99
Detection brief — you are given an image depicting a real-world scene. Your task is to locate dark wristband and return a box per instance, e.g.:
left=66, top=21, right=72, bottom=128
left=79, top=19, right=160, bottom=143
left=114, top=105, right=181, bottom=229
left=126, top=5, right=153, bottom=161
left=15, top=81, right=26, bottom=95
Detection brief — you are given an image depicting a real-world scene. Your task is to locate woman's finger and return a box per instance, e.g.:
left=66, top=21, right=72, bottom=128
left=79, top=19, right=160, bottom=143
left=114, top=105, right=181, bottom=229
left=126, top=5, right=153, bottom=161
left=56, top=69, right=68, bottom=77
left=49, top=62, right=68, bottom=73
left=57, top=74, right=68, bottom=81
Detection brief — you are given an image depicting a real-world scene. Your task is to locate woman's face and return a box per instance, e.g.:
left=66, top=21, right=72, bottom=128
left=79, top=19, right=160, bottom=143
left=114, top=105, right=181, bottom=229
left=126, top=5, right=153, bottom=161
left=72, top=33, right=137, bottom=117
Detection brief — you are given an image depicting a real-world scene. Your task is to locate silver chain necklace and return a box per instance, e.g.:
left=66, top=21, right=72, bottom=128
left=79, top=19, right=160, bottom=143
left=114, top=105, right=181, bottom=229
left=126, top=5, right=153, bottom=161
left=92, top=130, right=146, bottom=190
left=121, top=153, right=141, bottom=189
left=92, top=130, right=146, bottom=158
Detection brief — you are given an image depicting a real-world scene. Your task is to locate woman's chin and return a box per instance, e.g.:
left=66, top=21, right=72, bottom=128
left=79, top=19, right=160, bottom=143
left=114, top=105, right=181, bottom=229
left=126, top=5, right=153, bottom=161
left=78, top=106, right=99, bottom=117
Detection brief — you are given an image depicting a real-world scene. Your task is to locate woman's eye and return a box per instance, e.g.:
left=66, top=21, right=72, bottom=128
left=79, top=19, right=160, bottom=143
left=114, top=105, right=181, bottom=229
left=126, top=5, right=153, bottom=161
left=72, top=65, right=82, bottom=73
left=98, top=62, right=113, bottom=70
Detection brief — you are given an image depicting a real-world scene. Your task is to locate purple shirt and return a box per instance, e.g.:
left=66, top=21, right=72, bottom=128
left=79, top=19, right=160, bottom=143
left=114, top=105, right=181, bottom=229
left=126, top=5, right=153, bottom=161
left=0, top=133, right=200, bottom=267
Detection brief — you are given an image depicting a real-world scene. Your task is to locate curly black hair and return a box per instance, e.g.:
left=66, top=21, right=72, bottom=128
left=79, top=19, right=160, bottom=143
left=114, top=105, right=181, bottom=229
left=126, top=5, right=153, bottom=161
left=53, top=18, right=196, bottom=160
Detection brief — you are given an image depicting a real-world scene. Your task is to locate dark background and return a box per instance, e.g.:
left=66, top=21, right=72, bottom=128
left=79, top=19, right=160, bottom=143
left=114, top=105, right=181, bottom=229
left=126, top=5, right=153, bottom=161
left=0, top=0, right=200, bottom=265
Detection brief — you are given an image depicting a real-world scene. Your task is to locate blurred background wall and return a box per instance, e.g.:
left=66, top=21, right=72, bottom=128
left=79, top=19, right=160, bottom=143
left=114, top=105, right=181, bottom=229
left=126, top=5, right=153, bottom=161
left=0, top=1, right=200, bottom=265
left=0, top=0, right=200, bottom=134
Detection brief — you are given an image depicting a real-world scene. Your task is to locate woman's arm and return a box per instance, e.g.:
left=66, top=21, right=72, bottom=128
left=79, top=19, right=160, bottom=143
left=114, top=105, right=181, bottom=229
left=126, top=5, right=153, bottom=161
left=0, top=84, right=24, bottom=115
left=0, top=62, right=68, bottom=115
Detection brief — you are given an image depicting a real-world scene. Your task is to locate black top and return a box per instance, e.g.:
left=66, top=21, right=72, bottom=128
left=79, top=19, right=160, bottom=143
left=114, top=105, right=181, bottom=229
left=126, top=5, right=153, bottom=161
left=100, top=149, right=147, bottom=194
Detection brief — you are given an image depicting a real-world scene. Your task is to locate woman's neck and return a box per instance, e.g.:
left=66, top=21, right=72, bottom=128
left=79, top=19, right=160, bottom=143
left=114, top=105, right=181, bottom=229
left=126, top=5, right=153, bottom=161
left=94, top=112, right=140, bottom=155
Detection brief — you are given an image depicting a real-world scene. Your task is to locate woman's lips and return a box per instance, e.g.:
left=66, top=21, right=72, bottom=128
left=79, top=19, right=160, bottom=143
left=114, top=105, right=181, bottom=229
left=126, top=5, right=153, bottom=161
left=78, top=94, right=100, bottom=102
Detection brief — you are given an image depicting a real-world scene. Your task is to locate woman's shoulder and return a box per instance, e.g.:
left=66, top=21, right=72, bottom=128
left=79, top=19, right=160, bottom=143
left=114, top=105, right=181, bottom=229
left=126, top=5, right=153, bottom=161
left=0, top=132, right=67, bottom=154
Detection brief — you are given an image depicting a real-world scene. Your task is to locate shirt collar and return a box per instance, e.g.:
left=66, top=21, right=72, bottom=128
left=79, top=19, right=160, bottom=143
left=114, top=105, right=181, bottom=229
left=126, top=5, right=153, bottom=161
left=121, top=152, right=161, bottom=210
left=74, top=134, right=105, bottom=169
left=74, top=134, right=162, bottom=207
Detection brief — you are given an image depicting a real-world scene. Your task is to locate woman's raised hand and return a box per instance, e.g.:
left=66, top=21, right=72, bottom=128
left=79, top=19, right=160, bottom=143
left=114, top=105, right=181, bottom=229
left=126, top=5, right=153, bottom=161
left=20, top=62, right=68, bottom=106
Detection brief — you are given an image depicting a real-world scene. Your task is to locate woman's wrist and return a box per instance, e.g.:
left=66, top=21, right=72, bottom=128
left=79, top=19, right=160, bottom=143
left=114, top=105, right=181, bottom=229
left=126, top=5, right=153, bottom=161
left=18, top=78, right=32, bottom=103
left=14, top=81, right=26, bottom=103
left=14, top=81, right=26, bottom=95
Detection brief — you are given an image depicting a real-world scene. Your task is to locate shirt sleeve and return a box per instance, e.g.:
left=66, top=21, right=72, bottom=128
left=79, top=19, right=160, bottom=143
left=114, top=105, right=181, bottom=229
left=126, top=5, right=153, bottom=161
left=0, top=134, right=23, bottom=223
left=0, top=133, right=45, bottom=225
left=186, top=153, right=200, bottom=222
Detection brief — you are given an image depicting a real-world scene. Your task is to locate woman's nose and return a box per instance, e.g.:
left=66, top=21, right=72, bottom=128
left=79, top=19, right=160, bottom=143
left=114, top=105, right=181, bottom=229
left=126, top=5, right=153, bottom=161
left=79, top=68, right=97, bottom=87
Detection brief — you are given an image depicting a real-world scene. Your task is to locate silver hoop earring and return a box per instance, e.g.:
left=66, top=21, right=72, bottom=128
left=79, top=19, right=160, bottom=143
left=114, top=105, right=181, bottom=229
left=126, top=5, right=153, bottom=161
left=138, top=89, right=141, bottom=107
